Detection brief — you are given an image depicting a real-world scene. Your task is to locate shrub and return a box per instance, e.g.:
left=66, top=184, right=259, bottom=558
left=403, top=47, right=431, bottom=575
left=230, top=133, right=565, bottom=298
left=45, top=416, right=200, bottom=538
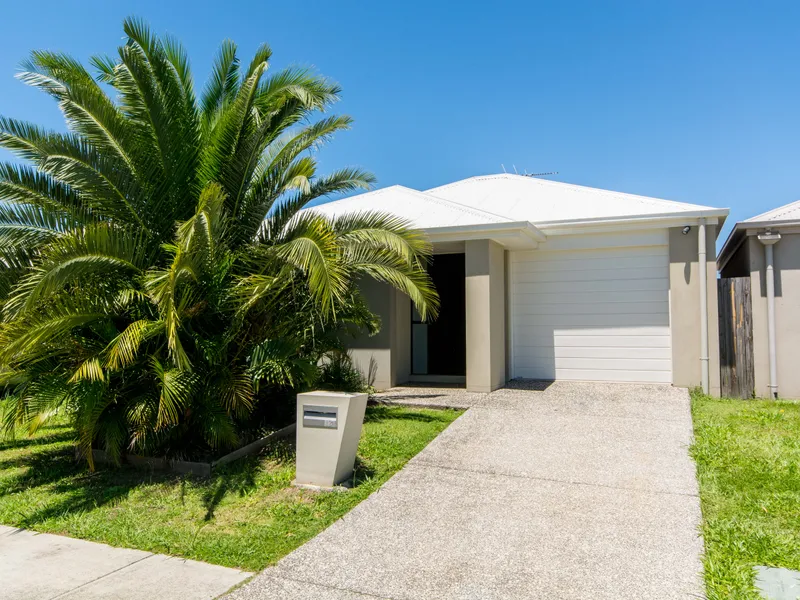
left=0, top=19, right=438, bottom=466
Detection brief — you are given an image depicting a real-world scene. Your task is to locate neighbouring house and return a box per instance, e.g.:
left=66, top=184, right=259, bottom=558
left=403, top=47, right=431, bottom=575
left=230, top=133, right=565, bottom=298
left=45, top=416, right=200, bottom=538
left=312, top=174, right=729, bottom=394
left=718, top=200, right=800, bottom=399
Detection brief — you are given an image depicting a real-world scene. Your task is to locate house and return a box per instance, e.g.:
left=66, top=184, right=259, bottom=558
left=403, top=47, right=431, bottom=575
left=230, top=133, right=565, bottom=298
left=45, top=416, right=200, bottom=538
left=718, top=200, right=800, bottom=398
left=312, top=174, right=729, bottom=394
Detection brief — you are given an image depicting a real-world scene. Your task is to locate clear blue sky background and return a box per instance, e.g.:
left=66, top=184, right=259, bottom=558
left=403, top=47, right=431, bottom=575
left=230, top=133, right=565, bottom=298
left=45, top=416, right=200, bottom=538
left=1, top=0, right=799, bottom=246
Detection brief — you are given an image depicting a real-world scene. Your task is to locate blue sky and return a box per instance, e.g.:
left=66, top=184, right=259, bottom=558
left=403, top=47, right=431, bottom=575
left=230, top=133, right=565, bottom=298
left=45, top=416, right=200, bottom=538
left=1, top=1, right=799, bottom=245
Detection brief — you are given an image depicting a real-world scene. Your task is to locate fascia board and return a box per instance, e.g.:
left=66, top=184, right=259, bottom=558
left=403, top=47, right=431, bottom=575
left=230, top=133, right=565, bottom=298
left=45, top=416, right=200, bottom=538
left=536, top=210, right=728, bottom=237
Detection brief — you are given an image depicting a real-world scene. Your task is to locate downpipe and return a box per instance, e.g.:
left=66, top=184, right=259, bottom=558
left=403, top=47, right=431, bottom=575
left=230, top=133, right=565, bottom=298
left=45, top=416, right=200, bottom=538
left=698, top=219, right=710, bottom=395
left=758, top=231, right=781, bottom=398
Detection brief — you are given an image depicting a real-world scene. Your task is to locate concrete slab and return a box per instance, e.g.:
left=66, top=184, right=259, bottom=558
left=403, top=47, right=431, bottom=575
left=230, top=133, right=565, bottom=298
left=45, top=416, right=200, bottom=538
left=58, top=554, right=252, bottom=600
left=485, top=381, right=692, bottom=422
left=756, top=566, right=800, bottom=599
left=229, top=382, right=704, bottom=599
left=227, top=575, right=386, bottom=599
left=0, top=526, right=151, bottom=600
left=410, top=405, right=698, bottom=495
left=372, top=386, right=486, bottom=409
left=0, top=525, right=250, bottom=600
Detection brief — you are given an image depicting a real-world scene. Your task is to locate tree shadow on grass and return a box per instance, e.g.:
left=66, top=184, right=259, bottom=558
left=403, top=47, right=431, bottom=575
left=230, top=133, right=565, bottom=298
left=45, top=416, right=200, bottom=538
left=201, top=439, right=295, bottom=521
left=0, top=426, right=74, bottom=453
left=1, top=439, right=184, bottom=529
left=351, top=456, right=377, bottom=487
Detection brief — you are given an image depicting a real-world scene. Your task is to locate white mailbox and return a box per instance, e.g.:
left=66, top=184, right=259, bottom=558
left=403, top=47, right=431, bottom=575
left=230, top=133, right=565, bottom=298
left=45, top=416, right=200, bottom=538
left=295, top=391, right=368, bottom=488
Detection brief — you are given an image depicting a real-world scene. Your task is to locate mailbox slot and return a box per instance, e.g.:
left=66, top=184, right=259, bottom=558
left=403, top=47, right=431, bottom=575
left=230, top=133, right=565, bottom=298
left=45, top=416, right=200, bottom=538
left=302, top=405, right=338, bottom=429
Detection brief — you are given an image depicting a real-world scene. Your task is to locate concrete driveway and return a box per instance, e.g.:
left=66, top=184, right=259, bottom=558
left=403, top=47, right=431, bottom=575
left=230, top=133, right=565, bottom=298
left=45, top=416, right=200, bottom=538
left=228, top=381, right=704, bottom=600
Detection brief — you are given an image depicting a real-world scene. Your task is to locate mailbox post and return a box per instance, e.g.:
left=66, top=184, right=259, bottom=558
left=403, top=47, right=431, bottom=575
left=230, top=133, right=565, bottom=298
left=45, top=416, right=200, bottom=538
left=295, top=391, right=368, bottom=488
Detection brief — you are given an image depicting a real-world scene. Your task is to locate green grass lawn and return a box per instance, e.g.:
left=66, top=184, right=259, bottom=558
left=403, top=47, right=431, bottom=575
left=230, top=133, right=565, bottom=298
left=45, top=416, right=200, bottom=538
left=0, top=404, right=461, bottom=572
left=691, top=390, right=800, bottom=599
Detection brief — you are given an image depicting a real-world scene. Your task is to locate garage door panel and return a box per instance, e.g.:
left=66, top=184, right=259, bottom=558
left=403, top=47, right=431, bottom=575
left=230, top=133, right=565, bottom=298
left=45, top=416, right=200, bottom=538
left=514, top=254, right=668, bottom=273
left=513, top=278, right=668, bottom=294
left=514, top=301, right=670, bottom=316
left=514, top=346, right=673, bottom=360
left=517, top=334, right=671, bottom=348
left=514, top=357, right=672, bottom=371
left=511, top=245, right=667, bottom=263
left=510, top=243, right=671, bottom=383
left=516, top=313, right=670, bottom=328
left=513, top=267, right=664, bottom=284
left=513, top=290, right=667, bottom=305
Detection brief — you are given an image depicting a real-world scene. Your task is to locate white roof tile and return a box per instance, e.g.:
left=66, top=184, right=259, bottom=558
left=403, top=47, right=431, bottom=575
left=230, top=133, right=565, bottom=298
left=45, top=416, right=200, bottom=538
left=743, top=199, right=800, bottom=224
left=425, top=174, right=719, bottom=224
left=309, top=174, right=726, bottom=231
left=309, top=185, right=510, bottom=229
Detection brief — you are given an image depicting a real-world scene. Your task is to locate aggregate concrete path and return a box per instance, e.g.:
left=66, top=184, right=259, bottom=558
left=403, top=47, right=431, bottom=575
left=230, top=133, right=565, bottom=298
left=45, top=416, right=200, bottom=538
left=0, top=525, right=251, bottom=600
left=228, top=381, right=705, bottom=600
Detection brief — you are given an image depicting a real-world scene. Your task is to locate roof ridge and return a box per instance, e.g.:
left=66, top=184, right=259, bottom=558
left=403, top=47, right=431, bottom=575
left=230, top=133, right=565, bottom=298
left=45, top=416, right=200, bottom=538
left=426, top=173, right=514, bottom=193
left=427, top=173, right=714, bottom=211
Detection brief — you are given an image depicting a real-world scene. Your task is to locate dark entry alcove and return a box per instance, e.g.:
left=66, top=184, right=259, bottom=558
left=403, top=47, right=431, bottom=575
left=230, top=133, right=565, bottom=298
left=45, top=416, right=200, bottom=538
left=411, top=253, right=466, bottom=376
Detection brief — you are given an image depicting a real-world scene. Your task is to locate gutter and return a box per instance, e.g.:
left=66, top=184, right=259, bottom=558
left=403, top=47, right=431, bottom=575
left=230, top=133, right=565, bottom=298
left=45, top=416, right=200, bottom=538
left=533, top=208, right=729, bottom=230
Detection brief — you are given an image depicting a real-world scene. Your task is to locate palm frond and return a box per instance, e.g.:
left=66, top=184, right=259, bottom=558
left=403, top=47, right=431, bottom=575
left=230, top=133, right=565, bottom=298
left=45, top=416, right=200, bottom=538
left=345, top=245, right=440, bottom=320
left=272, top=213, right=348, bottom=314
left=4, top=224, right=146, bottom=318
left=0, top=163, right=91, bottom=222
left=69, top=357, right=105, bottom=383
left=103, top=319, right=163, bottom=369
left=151, top=357, right=197, bottom=428
left=260, top=167, right=375, bottom=240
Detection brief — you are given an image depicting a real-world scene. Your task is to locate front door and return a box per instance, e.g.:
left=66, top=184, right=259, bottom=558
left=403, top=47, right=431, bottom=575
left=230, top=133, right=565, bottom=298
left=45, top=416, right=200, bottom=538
left=411, top=253, right=466, bottom=376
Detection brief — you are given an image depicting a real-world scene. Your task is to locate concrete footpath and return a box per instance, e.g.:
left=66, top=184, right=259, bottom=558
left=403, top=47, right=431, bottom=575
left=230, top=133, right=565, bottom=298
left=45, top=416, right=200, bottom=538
left=228, top=381, right=705, bottom=600
left=0, top=525, right=251, bottom=600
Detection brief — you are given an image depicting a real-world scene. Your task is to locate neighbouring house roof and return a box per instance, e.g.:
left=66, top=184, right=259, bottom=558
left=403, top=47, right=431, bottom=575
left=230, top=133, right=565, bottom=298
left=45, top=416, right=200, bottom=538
left=742, top=199, right=800, bottom=225
left=718, top=199, right=800, bottom=270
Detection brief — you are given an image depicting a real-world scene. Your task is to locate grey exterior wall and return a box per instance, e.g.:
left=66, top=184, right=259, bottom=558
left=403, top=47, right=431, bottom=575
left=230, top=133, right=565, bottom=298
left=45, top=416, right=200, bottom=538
left=348, top=279, right=410, bottom=390
left=668, top=226, right=722, bottom=396
left=746, top=233, right=800, bottom=398
left=465, top=240, right=507, bottom=392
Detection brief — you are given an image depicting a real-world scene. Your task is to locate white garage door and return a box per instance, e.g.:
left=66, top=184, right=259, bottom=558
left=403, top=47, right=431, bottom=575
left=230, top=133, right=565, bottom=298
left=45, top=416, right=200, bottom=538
left=510, top=243, right=672, bottom=383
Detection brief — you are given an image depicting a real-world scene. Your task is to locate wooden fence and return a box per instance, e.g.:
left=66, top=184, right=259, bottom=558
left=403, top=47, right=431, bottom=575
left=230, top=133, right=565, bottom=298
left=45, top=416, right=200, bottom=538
left=718, top=277, right=755, bottom=398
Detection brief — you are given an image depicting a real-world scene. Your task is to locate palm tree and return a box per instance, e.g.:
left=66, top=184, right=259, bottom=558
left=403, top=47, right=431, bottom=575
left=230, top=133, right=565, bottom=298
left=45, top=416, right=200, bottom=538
left=0, top=18, right=438, bottom=467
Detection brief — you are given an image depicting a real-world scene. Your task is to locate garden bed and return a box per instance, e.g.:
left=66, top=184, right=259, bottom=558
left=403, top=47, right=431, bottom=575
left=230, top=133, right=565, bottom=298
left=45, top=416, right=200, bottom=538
left=0, top=405, right=461, bottom=571
left=691, top=390, right=800, bottom=599
left=88, top=423, right=297, bottom=477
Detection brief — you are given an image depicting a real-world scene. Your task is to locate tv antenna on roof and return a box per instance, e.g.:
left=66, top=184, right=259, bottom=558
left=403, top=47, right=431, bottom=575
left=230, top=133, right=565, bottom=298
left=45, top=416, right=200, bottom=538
left=524, top=171, right=559, bottom=178
left=501, top=164, right=559, bottom=178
